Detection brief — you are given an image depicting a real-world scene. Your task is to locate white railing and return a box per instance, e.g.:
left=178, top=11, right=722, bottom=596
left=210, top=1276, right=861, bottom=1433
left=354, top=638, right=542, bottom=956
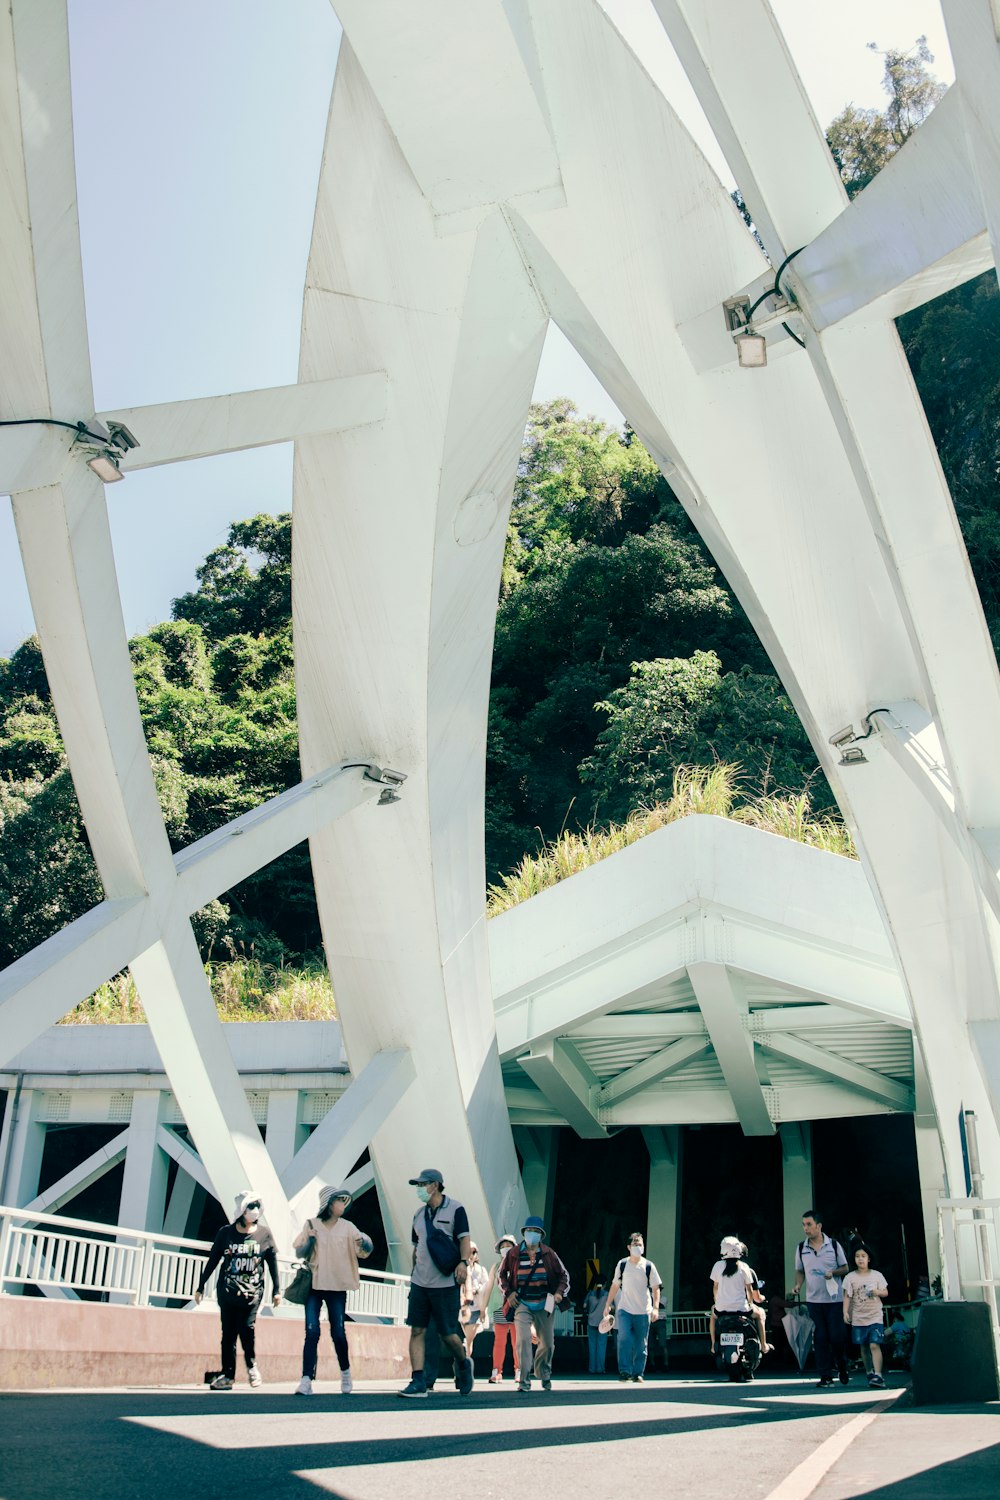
left=0, top=1205, right=409, bottom=1322
left=938, top=1196, right=1000, bottom=1356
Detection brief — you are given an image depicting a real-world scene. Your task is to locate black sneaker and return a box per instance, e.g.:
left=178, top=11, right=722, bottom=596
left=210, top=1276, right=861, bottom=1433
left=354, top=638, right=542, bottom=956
left=839, top=1366, right=850, bottom=1385
left=542, top=1379, right=552, bottom=1391
left=399, top=1377, right=428, bottom=1399
left=816, top=1376, right=834, bottom=1388
left=457, top=1358, right=474, bottom=1396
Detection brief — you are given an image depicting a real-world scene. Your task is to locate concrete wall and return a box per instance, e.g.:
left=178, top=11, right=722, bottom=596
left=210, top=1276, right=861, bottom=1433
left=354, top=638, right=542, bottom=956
left=0, top=1299, right=409, bottom=1390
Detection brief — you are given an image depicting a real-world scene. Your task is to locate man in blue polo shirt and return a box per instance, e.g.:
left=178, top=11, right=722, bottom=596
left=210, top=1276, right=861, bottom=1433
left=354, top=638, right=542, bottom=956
left=789, top=1209, right=850, bottom=1387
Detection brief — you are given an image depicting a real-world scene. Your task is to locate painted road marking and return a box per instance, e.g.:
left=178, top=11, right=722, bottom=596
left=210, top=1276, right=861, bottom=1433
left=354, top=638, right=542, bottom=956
left=761, top=1392, right=903, bottom=1500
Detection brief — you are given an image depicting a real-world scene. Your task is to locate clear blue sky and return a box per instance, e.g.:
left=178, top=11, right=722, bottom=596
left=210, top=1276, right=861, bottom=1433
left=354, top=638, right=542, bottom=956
left=0, top=0, right=953, bottom=657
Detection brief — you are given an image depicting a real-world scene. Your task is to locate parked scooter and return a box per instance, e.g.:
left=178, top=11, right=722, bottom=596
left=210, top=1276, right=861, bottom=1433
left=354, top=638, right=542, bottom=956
left=715, top=1310, right=761, bottom=1381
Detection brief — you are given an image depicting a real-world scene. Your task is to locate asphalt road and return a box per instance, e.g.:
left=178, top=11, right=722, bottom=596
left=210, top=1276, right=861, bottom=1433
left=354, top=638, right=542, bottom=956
left=0, top=1374, right=997, bottom=1500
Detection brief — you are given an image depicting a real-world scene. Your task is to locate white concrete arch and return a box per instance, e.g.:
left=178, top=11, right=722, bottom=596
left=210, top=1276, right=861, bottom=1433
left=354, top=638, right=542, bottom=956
left=3, top=0, right=1000, bottom=1260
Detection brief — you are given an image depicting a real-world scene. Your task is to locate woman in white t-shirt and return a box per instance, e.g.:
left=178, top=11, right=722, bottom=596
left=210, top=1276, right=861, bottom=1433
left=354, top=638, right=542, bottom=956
left=460, top=1242, right=490, bottom=1358
left=710, top=1236, right=770, bottom=1354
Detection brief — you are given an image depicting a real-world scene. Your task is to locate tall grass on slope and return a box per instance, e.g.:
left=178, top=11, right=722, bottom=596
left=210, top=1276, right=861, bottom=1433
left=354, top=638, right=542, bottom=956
left=64, top=957, right=336, bottom=1024
left=486, top=764, right=855, bottom=915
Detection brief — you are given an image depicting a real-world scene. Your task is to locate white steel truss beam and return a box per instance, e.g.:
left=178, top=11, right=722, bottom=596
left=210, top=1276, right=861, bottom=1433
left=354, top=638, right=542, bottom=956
left=20, top=1129, right=130, bottom=1216
left=687, top=963, right=774, bottom=1136
left=155, top=1126, right=215, bottom=1197
left=282, top=1050, right=416, bottom=1218
left=595, top=1037, right=711, bottom=1108
left=759, top=1032, right=914, bottom=1112
left=518, top=1039, right=607, bottom=1139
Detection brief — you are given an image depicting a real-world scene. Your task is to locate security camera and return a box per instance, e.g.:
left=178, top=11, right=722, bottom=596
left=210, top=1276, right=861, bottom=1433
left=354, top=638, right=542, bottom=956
left=106, top=420, right=140, bottom=452
left=838, top=746, right=867, bottom=766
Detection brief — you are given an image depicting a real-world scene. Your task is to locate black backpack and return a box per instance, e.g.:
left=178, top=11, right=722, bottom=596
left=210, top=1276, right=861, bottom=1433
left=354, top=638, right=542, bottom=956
left=616, top=1258, right=653, bottom=1288
left=424, top=1201, right=463, bottom=1276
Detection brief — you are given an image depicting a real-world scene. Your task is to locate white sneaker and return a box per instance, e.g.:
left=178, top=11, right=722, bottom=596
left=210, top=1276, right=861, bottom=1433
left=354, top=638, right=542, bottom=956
left=247, top=1365, right=263, bottom=1388
left=341, top=1369, right=353, bottom=1394
left=295, top=1376, right=313, bottom=1396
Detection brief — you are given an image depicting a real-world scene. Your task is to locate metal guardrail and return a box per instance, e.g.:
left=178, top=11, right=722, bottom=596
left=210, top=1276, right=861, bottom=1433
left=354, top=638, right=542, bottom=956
left=0, top=1205, right=410, bottom=1323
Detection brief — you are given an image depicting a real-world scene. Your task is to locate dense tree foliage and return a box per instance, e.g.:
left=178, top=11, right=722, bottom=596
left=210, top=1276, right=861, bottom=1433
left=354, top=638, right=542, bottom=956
left=827, top=37, right=945, bottom=197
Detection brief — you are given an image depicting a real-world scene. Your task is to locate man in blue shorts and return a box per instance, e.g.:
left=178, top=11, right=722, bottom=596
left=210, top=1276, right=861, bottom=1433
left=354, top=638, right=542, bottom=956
left=399, top=1168, right=474, bottom=1398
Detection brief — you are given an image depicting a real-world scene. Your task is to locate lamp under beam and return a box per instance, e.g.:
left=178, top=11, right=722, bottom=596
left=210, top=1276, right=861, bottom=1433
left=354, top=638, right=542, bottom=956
left=735, top=331, right=767, bottom=368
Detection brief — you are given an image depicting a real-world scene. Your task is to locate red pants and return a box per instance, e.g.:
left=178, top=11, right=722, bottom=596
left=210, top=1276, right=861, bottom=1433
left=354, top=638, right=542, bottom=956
left=492, top=1319, right=516, bottom=1373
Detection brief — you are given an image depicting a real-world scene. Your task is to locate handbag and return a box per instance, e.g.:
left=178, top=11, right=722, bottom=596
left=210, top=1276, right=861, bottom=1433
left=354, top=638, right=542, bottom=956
left=284, top=1264, right=313, bottom=1305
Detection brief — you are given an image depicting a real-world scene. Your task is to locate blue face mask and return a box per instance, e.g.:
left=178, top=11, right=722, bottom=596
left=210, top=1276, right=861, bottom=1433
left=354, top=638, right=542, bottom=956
left=416, top=1186, right=431, bottom=1204
left=524, top=1230, right=541, bottom=1247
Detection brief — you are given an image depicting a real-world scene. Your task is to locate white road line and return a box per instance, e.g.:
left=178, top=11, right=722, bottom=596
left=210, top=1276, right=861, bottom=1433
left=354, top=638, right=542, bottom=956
left=761, top=1391, right=903, bottom=1500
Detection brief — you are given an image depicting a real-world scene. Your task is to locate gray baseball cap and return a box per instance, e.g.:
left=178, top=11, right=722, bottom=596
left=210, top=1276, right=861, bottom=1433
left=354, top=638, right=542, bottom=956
left=408, top=1168, right=444, bottom=1185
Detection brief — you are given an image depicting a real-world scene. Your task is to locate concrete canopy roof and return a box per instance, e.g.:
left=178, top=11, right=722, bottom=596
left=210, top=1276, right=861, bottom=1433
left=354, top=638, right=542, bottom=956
left=490, top=815, right=914, bottom=1136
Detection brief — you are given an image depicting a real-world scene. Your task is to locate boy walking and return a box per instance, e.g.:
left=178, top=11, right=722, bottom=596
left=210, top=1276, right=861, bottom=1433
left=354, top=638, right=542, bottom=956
left=842, top=1244, right=889, bottom=1388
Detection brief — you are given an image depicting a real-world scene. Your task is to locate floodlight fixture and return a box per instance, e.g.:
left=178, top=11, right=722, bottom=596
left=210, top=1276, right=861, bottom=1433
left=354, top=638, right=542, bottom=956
left=735, top=330, right=767, bottom=367
left=85, top=451, right=124, bottom=483
left=838, top=745, right=868, bottom=766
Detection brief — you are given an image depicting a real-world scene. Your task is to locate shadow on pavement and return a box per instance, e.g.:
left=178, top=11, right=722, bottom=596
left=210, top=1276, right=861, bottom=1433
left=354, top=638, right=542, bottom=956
left=839, top=1441, right=1000, bottom=1500
left=0, top=1378, right=895, bottom=1500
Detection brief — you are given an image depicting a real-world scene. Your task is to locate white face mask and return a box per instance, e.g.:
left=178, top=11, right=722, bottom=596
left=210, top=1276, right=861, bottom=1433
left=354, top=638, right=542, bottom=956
left=629, top=1243, right=643, bottom=1258
left=242, top=1205, right=261, bottom=1224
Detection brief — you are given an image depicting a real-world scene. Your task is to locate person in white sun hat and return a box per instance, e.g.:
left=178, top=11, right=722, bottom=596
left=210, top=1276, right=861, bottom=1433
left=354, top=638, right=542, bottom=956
left=293, top=1184, right=373, bottom=1396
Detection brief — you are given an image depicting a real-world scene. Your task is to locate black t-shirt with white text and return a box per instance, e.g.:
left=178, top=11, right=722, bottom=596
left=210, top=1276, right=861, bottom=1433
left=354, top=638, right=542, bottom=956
left=198, top=1222, right=280, bottom=1302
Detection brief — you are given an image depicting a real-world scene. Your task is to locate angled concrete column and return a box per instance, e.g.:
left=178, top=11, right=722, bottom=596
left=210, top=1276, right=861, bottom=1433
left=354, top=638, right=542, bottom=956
left=162, top=1171, right=200, bottom=1239
left=117, top=1092, right=168, bottom=1234
left=265, top=1090, right=306, bottom=1178
left=780, top=1122, right=814, bottom=1290
left=642, top=1125, right=682, bottom=1309
left=512, top=1127, right=558, bottom=1230
left=0, top=1090, right=45, bottom=1207
left=913, top=1051, right=947, bottom=1289
left=295, top=38, right=544, bottom=1253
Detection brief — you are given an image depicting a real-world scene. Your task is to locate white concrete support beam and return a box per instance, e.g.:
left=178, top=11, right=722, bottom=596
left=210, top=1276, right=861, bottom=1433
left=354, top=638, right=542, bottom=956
left=21, top=1128, right=130, bottom=1216
left=162, top=1170, right=200, bottom=1240
left=156, top=1126, right=215, bottom=1197
left=0, top=1089, right=46, bottom=1206
left=283, top=1050, right=416, bottom=1220
left=687, top=963, right=774, bottom=1136
left=117, top=1092, right=168, bottom=1234
left=341, top=1161, right=377, bottom=1204
left=103, top=374, right=388, bottom=473
left=760, top=1033, right=914, bottom=1112
left=642, top=1125, right=682, bottom=1309
left=294, top=36, right=539, bottom=1254
left=913, top=1050, right=947, bottom=1289
left=780, top=1122, right=814, bottom=1291
left=264, top=1091, right=305, bottom=1178
left=518, top=1040, right=607, bottom=1140
left=0, top=899, right=153, bottom=1067
left=172, top=764, right=384, bottom=917
left=941, top=0, right=1000, bottom=293
left=789, top=89, right=992, bottom=332
left=512, top=1126, right=558, bottom=1229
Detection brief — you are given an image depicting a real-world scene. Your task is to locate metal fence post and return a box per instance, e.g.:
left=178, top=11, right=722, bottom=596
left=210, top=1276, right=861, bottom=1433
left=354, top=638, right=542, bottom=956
left=0, top=1210, right=11, bottom=1296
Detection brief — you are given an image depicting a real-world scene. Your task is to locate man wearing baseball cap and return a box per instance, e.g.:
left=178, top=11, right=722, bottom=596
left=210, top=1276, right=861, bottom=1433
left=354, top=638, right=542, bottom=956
left=399, top=1169, right=474, bottom=1398
left=498, top=1215, right=570, bottom=1392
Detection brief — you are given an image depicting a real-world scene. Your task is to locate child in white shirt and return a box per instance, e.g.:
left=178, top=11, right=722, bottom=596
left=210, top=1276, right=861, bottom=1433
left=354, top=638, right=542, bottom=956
left=842, top=1243, right=889, bottom=1388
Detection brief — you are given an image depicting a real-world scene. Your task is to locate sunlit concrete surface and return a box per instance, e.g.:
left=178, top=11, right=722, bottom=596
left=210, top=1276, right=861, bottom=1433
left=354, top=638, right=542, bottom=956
left=0, top=1377, right=996, bottom=1500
